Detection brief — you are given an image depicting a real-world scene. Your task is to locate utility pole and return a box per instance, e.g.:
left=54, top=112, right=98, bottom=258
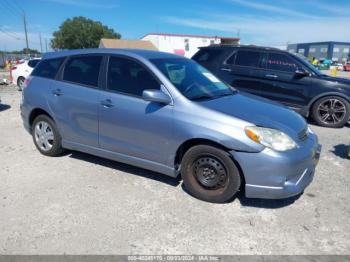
left=45, top=38, right=48, bottom=52
left=23, top=12, right=29, bottom=54
left=39, top=33, right=43, bottom=53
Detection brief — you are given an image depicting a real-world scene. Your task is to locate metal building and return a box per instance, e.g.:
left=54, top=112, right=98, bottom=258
left=287, top=41, right=350, bottom=62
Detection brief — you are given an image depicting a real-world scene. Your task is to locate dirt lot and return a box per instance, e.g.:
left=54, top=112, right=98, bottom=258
left=0, top=73, right=349, bottom=255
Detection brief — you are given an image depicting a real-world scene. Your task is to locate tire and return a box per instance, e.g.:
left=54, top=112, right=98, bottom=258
left=17, top=76, right=25, bottom=91
left=181, top=145, right=241, bottom=203
left=311, top=96, right=350, bottom=128
left=32, top=115, right=64, bottom=156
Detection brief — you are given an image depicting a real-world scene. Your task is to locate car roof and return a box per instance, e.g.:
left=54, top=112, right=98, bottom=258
left=43, top=48, right=182, bottom=60
left=199, top=44, right=281, bottom=51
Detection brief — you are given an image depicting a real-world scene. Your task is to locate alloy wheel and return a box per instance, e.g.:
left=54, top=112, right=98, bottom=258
left=34, top=121, right=55, bottom=152
left=317, top=98, right=346, bottom=125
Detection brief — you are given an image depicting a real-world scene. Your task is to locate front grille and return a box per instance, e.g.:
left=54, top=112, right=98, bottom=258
left=298, top=127, right=308, bottom=141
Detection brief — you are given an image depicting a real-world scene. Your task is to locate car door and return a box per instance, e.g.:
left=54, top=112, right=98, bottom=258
left=258, top=52, right=312, bottom=109
left=217, top=49, right=265, bottom=94
left=47, top=54, right=103, bottom=147
left=98, top=55, right=174, bottom=166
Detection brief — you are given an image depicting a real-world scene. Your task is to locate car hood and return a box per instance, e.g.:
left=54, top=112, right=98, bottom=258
left=199, top=92, right=307, bottom=138
left=320, top=74, right=350, bottom=86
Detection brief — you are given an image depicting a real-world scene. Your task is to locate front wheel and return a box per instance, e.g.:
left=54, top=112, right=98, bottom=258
left=181, top=145, right=241, bottom=203
left=32, top=115, right=64, bottom=156
left=311, top=96, right=350, bottom=128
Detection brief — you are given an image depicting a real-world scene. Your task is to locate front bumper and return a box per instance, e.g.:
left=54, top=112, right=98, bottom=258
left=231, top=133, right=321, bottom=199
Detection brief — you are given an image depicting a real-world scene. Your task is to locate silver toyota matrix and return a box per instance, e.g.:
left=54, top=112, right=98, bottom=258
left=20, top=48, right=321, bottom=203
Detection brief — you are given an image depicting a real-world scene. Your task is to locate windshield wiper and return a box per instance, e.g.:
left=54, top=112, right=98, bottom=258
left=214, top=92, right=234, bottom=98
left=189, top=94, right=215, bottom=101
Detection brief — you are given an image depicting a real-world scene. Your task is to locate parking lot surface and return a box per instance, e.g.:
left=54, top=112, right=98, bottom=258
left=0, top=80, right=349, bottom=254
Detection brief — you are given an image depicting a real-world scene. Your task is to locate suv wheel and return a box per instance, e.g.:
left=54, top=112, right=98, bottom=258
left=181, top=145, right=241, bottom=203
left=312, top=96, right=350, bottom=128
left=32, top=115, right=64, bottom=156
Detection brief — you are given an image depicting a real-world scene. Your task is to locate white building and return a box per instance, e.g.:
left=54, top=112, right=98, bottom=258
left=142, top=33, right=240, bottom=58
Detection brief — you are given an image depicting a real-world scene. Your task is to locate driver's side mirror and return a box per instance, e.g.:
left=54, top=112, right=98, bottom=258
left=295, top=68, right=310, bottom=77
left=142, top=89, right=172, bottom=105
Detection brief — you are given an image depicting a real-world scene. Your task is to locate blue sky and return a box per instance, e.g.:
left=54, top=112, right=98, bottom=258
left=0, top=0, right=349, bottom=51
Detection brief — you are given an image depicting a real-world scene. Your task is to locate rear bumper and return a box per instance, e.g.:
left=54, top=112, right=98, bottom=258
left=20, top=101, right=31, bottom=134
left=231, top=133, right=321, bottom=199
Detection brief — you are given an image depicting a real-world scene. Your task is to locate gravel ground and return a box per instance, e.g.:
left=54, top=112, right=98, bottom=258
left=0, top=76, right=349, bottom=255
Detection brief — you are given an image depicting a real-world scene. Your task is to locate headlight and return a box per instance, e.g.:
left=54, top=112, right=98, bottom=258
left=245, top=126, right=298, bottom=151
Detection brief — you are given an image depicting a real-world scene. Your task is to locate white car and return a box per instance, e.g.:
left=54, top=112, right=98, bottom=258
left=11, top=58, right=41, bottom=90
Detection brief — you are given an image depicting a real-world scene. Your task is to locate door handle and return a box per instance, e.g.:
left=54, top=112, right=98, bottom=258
left=52, top=89, right=63, bottom=96
left=101, top=99, right=113, bottom=108
left=265, top=74, right=278, bottom=79
left=221, top=67, right=232, bottom=72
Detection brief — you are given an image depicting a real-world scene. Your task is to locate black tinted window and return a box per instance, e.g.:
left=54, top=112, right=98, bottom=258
left=192, top=49, right=223, bottom=63
left=107, top=56, right=159, bottom=96
left=235, top=50, right=261, bottom=67
left=63, top=55, right=102, bottom=87
left=267, top=53, right=298, bottom=72
left=31, top=57, right=65, bottom=79
left=28, top=59, right=40, bottom=68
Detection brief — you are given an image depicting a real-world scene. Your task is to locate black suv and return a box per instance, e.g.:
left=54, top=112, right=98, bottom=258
left=192, top=45, right=350, bottom=128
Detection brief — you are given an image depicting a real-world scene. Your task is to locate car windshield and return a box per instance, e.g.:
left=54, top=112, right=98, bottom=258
left=151, top=58, right=235, bottom=101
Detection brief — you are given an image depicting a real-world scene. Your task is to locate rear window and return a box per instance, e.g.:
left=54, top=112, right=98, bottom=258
left=31, top=57, right=65, bottom=79
left=63, top=55, right=102, bottom=87
left=192, top=49, right=223, bottom=63
left=28, top=59, right=40, bottom=68
left=234, top=50, right=262, bottom=67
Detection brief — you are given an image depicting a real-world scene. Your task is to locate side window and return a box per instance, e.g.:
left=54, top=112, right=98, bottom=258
left=192, top=49, right=223, bottom=63
left=225, top=52, right=236, bottom=64
left=107, top=56, right=159, bottom=97
left=63, top=55, right=102, bottom=87
left=31, top=57, right=65, bottom=79
left=234, top=50, right=261, bottom=67
left=267, top=53, right=298, bottom=72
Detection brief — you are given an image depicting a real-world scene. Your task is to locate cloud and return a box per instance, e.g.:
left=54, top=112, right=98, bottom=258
left=229, top=0, right=315, bottom=18
left=309, top=1, right=350, bottom=16
left=164, top=15, right=350, bottom=46
left=42, top=0, right=118, bottom=9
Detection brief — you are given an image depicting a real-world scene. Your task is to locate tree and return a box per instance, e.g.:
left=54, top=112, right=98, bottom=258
left=51, top=16, right=121, bottom=50
left=11, top=48, right=41, bottom=55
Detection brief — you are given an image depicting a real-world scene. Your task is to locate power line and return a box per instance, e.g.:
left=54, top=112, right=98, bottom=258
left=11, top=0, right=24, bottom=12
left=0, top=28, right=22, bottom=40
left=0, top=25, right=23, bottom=38
left=0, top=1, right=21, bottom=21
left=3, top=0, right=23, bottom=17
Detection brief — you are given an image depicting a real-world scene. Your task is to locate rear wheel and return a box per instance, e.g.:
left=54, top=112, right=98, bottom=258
left=312, top=96, right=350, bottom=128
left=181, top=145, right=241, bottom=203
left=17, top=76, right=25, bottom=91
left=32, top=115, right=64, bottom=156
